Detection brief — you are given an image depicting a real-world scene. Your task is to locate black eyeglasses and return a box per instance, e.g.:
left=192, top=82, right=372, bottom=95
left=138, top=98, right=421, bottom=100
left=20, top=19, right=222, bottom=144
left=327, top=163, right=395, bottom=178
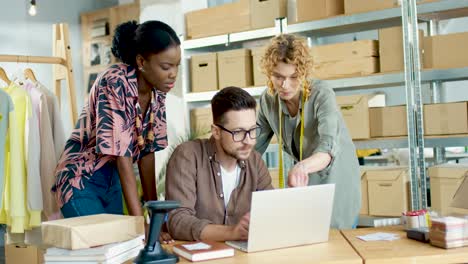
left=215, top=124, right=262, bottom=142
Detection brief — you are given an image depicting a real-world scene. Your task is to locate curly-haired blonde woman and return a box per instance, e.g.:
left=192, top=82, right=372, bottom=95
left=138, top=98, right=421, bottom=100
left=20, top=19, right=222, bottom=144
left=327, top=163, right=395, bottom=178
left=255, top=34, right=360, bottom=229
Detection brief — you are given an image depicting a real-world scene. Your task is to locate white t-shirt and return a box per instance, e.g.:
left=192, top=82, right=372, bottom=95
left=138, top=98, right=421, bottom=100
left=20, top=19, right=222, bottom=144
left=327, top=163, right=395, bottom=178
left=220, top=164, right=241, bottom=208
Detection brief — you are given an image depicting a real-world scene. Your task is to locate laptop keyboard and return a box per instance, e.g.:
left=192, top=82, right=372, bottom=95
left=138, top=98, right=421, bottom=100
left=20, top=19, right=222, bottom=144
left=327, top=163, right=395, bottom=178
left=227, top=240, right=249, bottom=251
left=236, top=241, right=248, bottom=250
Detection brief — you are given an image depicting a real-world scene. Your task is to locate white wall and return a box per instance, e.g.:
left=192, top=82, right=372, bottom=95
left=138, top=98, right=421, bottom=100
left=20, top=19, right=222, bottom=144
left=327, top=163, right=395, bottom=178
left=0, top=0, right=118, bottom=134
left=140, top=0, right=209, bottom=178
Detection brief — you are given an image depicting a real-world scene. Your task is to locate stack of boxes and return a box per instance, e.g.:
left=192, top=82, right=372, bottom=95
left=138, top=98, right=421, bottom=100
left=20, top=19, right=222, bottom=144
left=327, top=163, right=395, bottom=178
left=311, top=40, right=379, bottom=79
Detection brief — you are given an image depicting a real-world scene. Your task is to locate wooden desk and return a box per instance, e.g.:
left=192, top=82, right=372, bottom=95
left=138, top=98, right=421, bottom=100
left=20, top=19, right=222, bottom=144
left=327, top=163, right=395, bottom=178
left=341, top=226, right=468, bottom=263
left=164, top=230, right=362, bottom=264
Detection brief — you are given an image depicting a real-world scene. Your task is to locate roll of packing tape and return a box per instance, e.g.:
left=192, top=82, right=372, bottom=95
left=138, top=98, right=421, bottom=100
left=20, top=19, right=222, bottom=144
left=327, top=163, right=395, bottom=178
left=406, top=215, right=420, bottom=229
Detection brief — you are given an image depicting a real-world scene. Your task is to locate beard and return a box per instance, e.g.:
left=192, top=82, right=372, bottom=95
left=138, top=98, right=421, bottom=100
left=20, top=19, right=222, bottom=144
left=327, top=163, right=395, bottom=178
left=222, top=144, right=253, bottom=161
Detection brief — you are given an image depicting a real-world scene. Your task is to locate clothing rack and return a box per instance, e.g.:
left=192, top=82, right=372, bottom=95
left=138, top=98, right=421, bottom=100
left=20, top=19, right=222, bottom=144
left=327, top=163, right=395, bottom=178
left=0, top=23, right=77, bottom=125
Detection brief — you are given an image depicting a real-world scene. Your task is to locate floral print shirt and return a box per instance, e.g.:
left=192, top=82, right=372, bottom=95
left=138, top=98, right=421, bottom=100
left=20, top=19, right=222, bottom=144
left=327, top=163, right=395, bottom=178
left=52, top=64, right=168, bottom=207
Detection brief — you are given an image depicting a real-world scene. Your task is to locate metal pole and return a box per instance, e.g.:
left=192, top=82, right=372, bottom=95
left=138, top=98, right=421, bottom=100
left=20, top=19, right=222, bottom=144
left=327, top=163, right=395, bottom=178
left=401, top=0, right=427, bottom=210
left=427, top=20, right=446, bottom=165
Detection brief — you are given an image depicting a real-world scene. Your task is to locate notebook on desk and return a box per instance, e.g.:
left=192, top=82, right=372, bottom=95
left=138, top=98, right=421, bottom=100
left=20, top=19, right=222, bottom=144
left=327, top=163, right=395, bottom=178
left=226, top=184, right=335, bottom=253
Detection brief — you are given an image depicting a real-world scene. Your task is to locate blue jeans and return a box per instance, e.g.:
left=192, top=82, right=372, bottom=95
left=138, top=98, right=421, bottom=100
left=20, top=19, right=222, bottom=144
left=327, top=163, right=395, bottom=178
left=61, top=162, right=123, bottom=218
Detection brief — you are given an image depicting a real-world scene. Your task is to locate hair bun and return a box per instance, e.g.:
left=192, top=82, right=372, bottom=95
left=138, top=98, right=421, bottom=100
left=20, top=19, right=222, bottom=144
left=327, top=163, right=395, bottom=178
left=111, top=20, right=139, bottom=65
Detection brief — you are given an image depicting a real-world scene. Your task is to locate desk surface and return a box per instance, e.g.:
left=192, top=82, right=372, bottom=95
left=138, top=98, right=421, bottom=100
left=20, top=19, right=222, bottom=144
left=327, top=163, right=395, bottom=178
left=164, top=229, right=362, bottom=264
left=341, top=226, right=468, bottom=264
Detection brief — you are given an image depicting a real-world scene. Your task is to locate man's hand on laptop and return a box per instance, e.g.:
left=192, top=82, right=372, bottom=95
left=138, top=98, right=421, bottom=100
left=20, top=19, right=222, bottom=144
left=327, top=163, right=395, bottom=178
left=288, top=162, right=309, bottom=187
left=231, top=212, right=250, bottom=240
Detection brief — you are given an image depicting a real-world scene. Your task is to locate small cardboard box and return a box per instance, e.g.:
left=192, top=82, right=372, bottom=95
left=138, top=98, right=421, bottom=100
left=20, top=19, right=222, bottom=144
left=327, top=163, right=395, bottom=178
left=251, top=46, right=267, bottom=87
left=311, top=40, right=378, bottom=64
left=296, top=0, right=344, bottom=23
left=451, top=175, right=468, bottom=211
left=369, top=105, right=408, bottom=137
left=312, top=57, right=379, bottom=79
left=379, top=26, right=424, bottom=73
left=217, top=49, right=253, bottom=88
left=336, top=94, right=385, bottom=140
left=250, top=0, right=287, bottom=29
left=41, top=214, right=144, bottom=250
left=5, top=244, right=44, bottom=264
left=423, top=102, right=468, bottom=135
left=191, top=53, right=218, bottom=93
left=367, top=167, right=409, bottom=217
left=344, top=0, right=399, bottom=14
left=269, top=168, right=280, bottom=189
left=185, top=0, right=250, bottom=39
left=190, top=108, right=213, bottom=137
left=428, top=164, right=468, bottom=215
left=423, top=32, right=468, bottom=69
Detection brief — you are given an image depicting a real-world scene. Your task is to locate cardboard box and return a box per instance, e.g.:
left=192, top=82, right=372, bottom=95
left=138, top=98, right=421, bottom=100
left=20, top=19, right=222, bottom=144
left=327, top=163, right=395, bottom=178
left=359, top=167, right=370, bottom=215
left=296, top=0, right=344, bottom=22
left=41, top=214, right=144, bottom=250
left=185, top=0, right=250, bottom=39
left=428, top=164, right=468, bottom=215
left=423, top=102, right=468, bottom=135
left=336, top=95, right=369, bottom=139
left=451, top=175, right=468, bottom=210
left=250, top=0, right=287, bottom=29
left=191, top=53, right=218, bottom=93
left=251, top=46, right=267, bottom=87
left=367, top=167, right=409, bottom=216
left=5, top=244, right=44, bottom=264
left=218, top=49, right=253, bottom=88
left=337, top=94, right=385, bottom=139
left=190, top=108, right=213, bottom=137
left=311, top=40, right=379, bottom=79
left=312, top=57, right=379, bottom=79
left=269, top=168, right=280, bottom=189
left=379, top=26, right=424, bottom=73
left=311, top=40, right=378, bottom=64
left=369, top=105, right=407, bottom=137
left=345, top=0, right=399, bottom=14
left=423, top=32, right=468, bottom=69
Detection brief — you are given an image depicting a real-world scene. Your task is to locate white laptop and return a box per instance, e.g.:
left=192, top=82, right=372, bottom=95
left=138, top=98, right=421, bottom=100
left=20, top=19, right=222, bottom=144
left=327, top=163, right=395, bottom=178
left=226, top=184, right=335, bottom=253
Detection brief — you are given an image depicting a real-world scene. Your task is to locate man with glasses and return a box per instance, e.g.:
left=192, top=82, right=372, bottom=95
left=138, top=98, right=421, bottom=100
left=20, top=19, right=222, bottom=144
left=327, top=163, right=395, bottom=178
left=165, top=86, right=273, bottom=241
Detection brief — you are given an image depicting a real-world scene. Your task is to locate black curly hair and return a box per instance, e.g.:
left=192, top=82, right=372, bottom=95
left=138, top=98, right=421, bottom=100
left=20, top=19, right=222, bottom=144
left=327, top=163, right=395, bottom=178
left=111, top=20, right=180, bottom=66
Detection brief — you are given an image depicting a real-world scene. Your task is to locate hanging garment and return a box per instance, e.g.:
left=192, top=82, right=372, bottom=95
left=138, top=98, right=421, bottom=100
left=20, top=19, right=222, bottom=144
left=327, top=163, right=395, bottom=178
left=24, top=80, right=57, bottom=220
left=21, top=81, right=43, bottom=226
left=0, top=89, right=14, bottom=210
left=1, top=82, right=42, bottom=233
left=37, top=83, right=65, bottom=162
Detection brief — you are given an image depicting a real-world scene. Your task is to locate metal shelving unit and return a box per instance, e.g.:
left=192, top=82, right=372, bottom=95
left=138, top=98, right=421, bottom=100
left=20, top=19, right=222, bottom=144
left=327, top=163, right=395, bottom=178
left=183, top=67, right=468, bottom=102
left=184, top=86, right=266, bottom=102
left=180, top=0, right=468, bottom=211
left=182, top=0, right=468, bottom=50
left=354, top=134, right=468, bottom=149
left=321, top=67, right=468, bottom=90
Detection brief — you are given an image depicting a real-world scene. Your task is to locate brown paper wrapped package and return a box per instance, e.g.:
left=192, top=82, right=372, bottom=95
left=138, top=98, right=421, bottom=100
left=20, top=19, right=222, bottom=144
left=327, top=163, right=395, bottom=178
left=41, top=214, right=144, bottom=250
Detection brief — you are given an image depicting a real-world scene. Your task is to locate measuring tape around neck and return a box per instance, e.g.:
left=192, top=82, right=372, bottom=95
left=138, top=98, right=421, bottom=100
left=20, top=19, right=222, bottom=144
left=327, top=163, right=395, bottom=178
left=278, top=84, right=306, bottom=188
